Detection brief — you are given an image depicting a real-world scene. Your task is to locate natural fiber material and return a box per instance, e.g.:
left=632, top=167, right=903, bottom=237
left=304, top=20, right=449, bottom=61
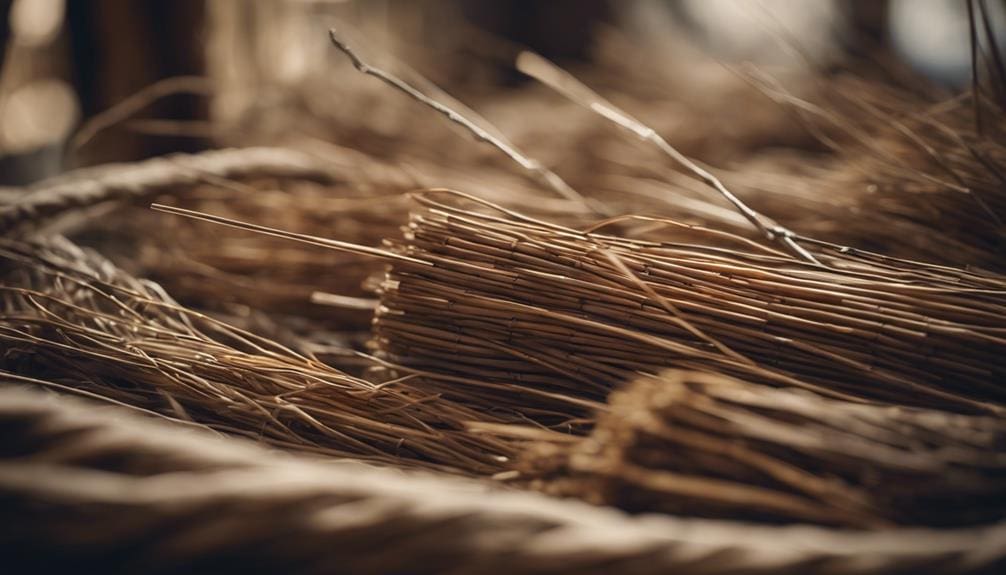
left=0, top=14, right=1002, bottom=572
left=0, top=147, right=339, bottom=236
left=518, top=371, right=1006, bottom=529
left=3, top=384, right=1004, bottom=575
left=0, top=236, right=514, bottom=475
left=371, top=190, right=1006, bottom=426
left=731, top=75, right=1006, bottom=271
left=12, top=144, right=597, bottom=337
left=0, top=146, right=416, bottom=339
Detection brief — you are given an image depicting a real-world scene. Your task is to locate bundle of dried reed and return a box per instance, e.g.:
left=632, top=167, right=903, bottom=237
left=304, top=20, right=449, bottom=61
left=99, top=140, right=597, bottom=328
left=516, top=370, right=1006, bottom=529
left=363, top=190, right=1006, bottom=423
left=0, top=236, right=514, bottom=475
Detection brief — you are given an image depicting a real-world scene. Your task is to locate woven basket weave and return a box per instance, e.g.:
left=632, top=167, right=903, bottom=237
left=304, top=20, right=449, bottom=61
left=2, top=385, right=1004, bottom=575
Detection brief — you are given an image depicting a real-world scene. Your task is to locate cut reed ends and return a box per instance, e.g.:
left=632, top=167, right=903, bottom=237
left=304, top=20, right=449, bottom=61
left=371, top=190, right=1006, bottom=423
left=515, top=370, right=1006, bottom=529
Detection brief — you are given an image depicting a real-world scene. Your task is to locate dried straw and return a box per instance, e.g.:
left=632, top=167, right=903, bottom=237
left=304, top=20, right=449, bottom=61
left=0, top=235, right=514, bottom=475
left=153, top=187, right=1006, bottom=427
left=729, top=73, right=1006, bottom=271
left=517, top=370, right=1006, bottom=529
left=0, top=22, right=1002, bottom=565
left=3, top=384, right=1005, bottom=575
left=362, top=190, right=1006, bottom=422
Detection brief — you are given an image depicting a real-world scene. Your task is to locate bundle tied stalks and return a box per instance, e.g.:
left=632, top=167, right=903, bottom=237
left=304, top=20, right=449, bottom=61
left=364, top=190, right=1006, bottom=425
left=0, top=236, right=515, bottom=475
left=517, top=370, right=1006, bottom=530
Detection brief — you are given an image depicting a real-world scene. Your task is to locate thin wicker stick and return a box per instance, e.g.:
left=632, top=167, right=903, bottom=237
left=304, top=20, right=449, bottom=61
left=150, top=202, right=429, bottom=266
left=515, top=51, right=818, bottom=264
left=327, top=29, right=606, bottom=216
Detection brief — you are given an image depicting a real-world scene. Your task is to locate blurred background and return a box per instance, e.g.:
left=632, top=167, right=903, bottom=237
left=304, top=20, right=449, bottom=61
left=0, top=0, right=997, bottom=185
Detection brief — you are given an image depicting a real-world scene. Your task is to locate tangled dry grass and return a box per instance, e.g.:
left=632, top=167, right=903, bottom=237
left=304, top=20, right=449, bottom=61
left=0, top=236, right=516, bottom=475
left=728, top=74, right=1006, bottom=271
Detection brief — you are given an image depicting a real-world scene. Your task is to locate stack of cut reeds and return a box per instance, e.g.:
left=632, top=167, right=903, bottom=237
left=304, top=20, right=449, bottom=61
left=370, top=190, right=1006, bottom=432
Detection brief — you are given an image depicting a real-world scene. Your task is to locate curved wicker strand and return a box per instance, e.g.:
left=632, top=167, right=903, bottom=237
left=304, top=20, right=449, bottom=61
left=2, top=385, right=1005, bottom=575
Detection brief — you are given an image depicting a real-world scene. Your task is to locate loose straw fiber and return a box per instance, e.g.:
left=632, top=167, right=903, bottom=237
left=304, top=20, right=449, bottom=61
left=0, top=146, right=407, bottom=334
left=734, top=73, right=1006, bottom=272
left=0, top=236, right=514, bottom=475
left=2, top=384, right=1004, bottom=575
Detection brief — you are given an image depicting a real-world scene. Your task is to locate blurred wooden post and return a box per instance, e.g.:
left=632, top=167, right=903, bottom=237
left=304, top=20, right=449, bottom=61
left=0, top=0, right=11, bottom=65
left=458, top=0, right=610, bottom=84
left=65, top=0, right=206, bottom=165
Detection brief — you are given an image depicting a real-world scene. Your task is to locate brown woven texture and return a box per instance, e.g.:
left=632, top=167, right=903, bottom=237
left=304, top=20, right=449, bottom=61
left=518, top=371, right=1006, bottom=529
left=0, top=147, right=338, bottom=236
left=2, top=384, right=1004, bottom=575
